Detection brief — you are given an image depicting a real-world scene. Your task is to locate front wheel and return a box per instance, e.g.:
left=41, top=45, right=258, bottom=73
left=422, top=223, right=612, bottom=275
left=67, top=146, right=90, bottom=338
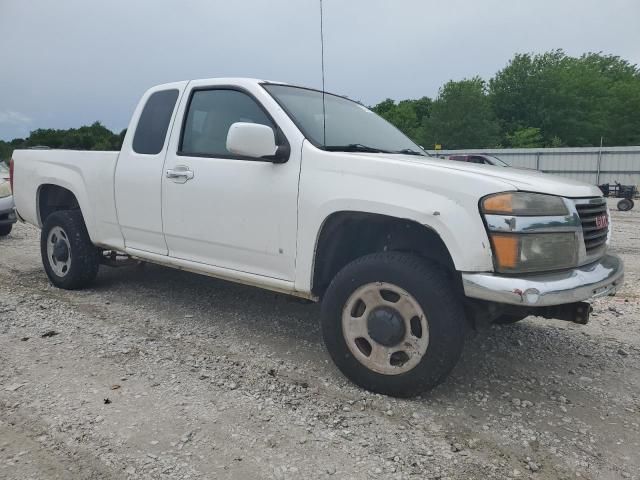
left=321, top=252, right=467, bottom=397
left=40, top=210, right=101, bottom=290
left=617, top=198, right=634, bottom=211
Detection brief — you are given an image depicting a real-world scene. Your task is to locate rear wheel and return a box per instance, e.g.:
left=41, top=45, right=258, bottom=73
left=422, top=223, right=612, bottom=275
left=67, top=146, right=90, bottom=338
left=321, top=252, right=466, bottom=397
left=40, top=210, right=100, bottom=289
left=0, top=224, right=12, bottom=236
left=617, top=198, right=634, bottom=211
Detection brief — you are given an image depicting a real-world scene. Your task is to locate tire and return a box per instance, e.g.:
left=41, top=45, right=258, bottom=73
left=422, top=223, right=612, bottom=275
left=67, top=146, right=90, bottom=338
left=617, top=198, right=633, bottom=211
left=0, top=224, right=12, bottom=236
left=493, top=313, right=528, bottom=325
left=321, top=252, right=467, bottom=397
left=40, top=210, right=100, bottom=290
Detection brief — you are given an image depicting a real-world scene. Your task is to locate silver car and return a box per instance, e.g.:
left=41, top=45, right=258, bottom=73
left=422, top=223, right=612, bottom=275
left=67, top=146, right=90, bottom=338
left=0, top=163, right=16, bottom=236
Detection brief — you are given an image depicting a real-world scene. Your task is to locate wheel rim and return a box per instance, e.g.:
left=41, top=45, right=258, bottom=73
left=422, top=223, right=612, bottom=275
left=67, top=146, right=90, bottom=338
left=619, top=199, right=632, bottom=211
left=47, top=226, right=72, bottom=277
left=342, top=282, right=429, bottom=375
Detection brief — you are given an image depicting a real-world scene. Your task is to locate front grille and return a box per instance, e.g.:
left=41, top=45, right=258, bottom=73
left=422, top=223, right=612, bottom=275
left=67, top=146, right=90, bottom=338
left=575, top=198, right=608, bottom=254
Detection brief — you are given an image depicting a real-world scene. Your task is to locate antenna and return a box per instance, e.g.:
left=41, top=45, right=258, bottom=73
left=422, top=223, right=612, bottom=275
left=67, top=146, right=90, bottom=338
left=319, top=0, right=326, bottom=146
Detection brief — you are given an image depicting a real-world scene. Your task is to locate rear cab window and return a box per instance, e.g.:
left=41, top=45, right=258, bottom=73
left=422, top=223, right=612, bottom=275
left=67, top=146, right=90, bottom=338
left=133, top=89, right=179, bottom=155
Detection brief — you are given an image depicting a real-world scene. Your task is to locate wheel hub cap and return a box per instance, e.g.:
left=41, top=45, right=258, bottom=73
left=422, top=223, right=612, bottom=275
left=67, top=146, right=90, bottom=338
left=46, top=226, right=72, bottom=277
left=341, top=282, right=430, bottom=375
left=367, top=306, right=406, bottom=347
left=53, top=239, right=69, bottom=262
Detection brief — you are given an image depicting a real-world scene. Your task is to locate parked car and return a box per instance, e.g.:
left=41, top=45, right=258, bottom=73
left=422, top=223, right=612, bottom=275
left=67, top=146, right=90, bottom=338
left=448, top=154, right=510, bottom=167
left=0, top=162, right=17, bottom=236
left=10, top=78, right=624, bottom=396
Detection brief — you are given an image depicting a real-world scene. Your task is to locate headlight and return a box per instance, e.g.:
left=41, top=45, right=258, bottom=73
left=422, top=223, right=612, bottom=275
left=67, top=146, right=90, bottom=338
left=0, top=181, right=11, bottom=198
left=482, top=192, right=568, bottom=216
left=481, top=192, right=579, bottom=274
left=490, top=232, right=578, bottom=273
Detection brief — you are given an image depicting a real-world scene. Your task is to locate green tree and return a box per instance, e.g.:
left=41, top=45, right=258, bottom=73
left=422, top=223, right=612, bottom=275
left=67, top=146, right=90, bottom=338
left=421, top=77, right=500, bottom=149
left=549, top=136, right=564, bottom=147
left=371, top=97, right=432, bottom=144
left=0, top=122, right=124, bottom=162
left=603, top=75, right=640, bottom=145
left=490, top=50, right=640, bottom=147
left=490, top=51, right=557, bottom=134
left=506, top=127, right=544, bottom=148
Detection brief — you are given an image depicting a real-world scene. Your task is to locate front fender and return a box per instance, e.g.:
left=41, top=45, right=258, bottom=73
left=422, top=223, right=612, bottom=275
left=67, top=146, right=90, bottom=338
left=293, top=143, right=520, bottom=294
left=296, top=198, right=494, bottom=294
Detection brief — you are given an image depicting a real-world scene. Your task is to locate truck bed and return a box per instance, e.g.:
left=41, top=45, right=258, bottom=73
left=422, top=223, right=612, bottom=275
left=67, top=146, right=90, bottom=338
left=12, top=149, right=124, bottom=249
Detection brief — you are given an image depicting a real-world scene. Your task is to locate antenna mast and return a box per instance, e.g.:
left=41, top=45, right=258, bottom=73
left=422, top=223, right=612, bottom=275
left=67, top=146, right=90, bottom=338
left=319, top=0, right=326, bottom=146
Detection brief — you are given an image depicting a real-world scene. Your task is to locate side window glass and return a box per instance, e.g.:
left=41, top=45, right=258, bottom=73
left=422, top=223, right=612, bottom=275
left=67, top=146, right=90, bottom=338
left=180, top=89, right=275, bottom=157
left=133, top=89, right=179, bottom=155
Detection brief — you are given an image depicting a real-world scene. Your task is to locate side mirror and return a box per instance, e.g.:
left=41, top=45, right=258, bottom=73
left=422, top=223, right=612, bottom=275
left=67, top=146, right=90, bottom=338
left=226, top=122, right=285, bottom=161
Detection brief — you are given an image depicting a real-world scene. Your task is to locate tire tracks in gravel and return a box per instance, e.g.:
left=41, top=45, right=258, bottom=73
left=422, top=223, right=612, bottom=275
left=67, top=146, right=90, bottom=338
left=0, top=406, right=119, bottom=480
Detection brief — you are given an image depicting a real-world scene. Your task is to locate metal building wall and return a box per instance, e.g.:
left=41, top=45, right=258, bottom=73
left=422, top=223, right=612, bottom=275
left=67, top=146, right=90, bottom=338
left=427, top=146, right=640, bottom=186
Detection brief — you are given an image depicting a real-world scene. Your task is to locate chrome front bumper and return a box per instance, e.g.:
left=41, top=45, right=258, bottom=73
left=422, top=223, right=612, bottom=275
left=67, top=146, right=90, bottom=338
left=462, top=254, right=624, bottom=307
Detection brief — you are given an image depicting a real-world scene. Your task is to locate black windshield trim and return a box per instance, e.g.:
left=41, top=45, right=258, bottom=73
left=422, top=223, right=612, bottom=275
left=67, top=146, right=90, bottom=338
left=394, top=148, right=427, bottom=156
left=325, top=144, right=395, bottom=154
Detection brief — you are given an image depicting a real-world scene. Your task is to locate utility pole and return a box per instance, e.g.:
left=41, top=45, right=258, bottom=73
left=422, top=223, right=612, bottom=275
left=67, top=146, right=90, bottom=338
left=596, top=136, right=603, bottom=185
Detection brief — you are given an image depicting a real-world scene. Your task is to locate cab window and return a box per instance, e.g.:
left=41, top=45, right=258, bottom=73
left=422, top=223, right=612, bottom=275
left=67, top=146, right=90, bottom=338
left=180, top=89, right=275, bottom=158
left=132, top=89, right=179, bottom=155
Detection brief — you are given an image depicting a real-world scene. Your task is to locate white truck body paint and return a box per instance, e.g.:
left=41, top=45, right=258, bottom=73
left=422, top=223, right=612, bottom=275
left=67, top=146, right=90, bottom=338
left=12, top=78, right=606, bottom=299
left=115, top=80, right=189, bottom=255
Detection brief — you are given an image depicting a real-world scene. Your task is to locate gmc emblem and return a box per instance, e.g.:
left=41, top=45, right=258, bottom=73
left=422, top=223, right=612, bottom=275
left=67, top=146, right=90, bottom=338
left=595, top=214, right=609, bottom=229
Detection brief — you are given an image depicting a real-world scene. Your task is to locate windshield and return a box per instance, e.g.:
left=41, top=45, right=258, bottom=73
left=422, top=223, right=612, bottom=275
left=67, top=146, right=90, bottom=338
left=263, top=84, right=426, bottom=155
left=487, top=155, right=509, bottom=167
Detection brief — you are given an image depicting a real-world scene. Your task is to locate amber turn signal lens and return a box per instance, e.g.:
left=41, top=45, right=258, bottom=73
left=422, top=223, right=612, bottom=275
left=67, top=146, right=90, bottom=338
left=482, top=193, right=513, bottom=214
left=490, top=234, right=519, bottom=269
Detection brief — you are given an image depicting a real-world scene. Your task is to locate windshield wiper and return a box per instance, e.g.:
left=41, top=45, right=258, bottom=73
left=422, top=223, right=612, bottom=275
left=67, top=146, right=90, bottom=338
left=324, top=144, right=392, bottom=154
left=393, top=148, right=427, bottom=156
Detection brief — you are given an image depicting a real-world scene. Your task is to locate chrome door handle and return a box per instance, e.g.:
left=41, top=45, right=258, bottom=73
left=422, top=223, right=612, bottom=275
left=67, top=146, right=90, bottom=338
left=166, top=167, right=194, bottom=182
left=166, top=169, right=193, bottom=179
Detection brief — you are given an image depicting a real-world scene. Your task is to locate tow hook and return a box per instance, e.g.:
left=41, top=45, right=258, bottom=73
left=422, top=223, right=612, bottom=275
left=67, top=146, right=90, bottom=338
left=573, top=302, right=592, bottom=325
left=540, top=302, right=592, bottom=325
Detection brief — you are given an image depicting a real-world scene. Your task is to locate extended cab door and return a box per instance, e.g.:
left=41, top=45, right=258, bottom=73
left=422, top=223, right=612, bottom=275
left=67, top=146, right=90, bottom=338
left=161, top=81, right=301, bottom=281
left=114, top=82, right=186, bottom=255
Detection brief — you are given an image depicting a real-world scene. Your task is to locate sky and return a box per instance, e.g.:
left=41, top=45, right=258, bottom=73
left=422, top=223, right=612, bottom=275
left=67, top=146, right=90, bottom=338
left=1, top=0, right=639, bottom=141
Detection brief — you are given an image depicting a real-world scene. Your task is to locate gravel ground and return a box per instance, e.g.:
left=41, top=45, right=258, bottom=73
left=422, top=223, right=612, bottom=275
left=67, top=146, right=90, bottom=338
left=1, top=198, right=638, bottom=480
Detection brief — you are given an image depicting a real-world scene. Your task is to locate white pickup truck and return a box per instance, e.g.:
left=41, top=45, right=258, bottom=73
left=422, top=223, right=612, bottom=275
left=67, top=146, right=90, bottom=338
left=11, top=78, right=624, bottom=396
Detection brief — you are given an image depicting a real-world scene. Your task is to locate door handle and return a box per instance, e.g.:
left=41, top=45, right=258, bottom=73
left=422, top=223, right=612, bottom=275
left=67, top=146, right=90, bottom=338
left=166, top=166, right=194, bottom=182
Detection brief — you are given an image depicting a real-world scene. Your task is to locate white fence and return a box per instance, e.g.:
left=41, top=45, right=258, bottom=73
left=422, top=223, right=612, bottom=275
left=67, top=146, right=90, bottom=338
left=426, top=146, right=640, bottom=186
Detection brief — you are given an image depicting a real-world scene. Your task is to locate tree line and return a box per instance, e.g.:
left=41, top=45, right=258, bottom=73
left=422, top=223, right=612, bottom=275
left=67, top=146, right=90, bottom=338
left=2, top=49, right=639, bottom=164
left=0, top=122, right=125, bottom=164
left=373, top=50, right=640, bottom=149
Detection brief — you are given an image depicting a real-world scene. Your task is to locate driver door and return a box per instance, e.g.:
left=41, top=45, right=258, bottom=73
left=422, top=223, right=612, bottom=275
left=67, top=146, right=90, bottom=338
left=161, top=85, right=300, bottom=281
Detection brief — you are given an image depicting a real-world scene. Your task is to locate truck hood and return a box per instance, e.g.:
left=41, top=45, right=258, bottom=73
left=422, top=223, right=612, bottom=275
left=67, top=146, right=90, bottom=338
left=370, top=154, right=603, bottom=198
